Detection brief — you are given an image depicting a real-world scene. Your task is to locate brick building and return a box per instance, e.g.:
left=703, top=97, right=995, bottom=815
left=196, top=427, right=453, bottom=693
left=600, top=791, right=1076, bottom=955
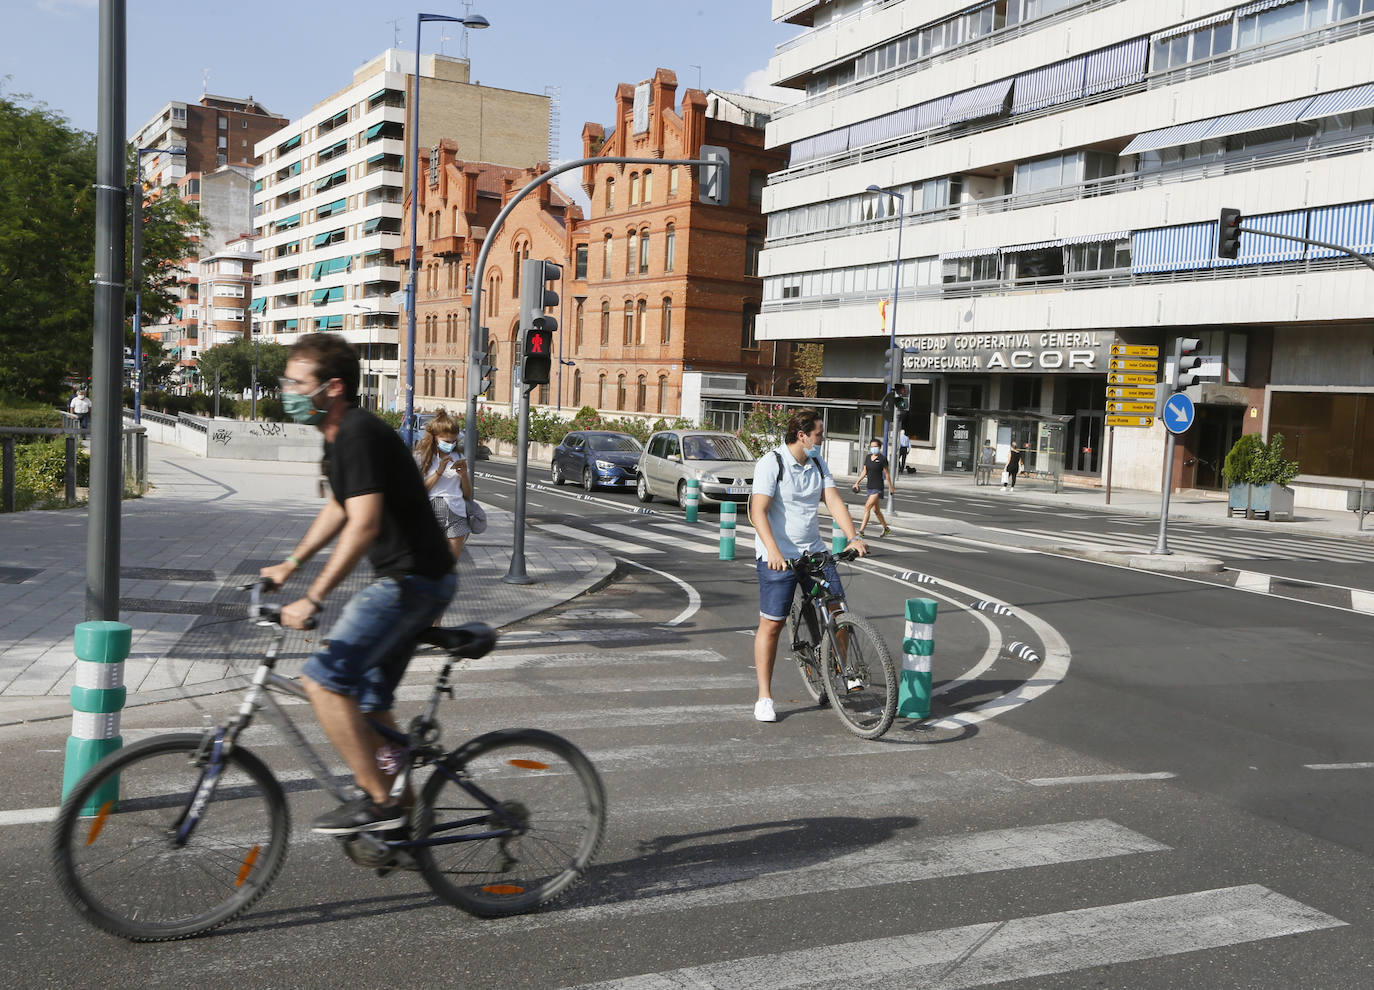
left=132, top=94, right=287, bottom=180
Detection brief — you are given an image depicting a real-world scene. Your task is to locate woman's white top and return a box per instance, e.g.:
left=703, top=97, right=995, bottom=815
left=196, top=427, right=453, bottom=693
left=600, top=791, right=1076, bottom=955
left=421, top=454, right=467, bottom=516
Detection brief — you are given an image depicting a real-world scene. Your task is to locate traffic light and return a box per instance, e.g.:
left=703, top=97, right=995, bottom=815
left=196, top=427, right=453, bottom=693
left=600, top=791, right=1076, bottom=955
left=892, top=383, right=909, bottom=411
left=1174, top=336, right=1202, bottom=392
left=519, top=259, right=560, bottom=387
left=1217, top=207, right=1242, bottom=260
left=883, top=346, right=904, bottom=386
left=474, top=329, right=496, bottom=396
left=697, top=145, right=730, bottom=206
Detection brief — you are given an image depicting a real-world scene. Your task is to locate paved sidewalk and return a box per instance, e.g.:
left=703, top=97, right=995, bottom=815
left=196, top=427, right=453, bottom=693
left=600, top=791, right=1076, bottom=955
left=0, top=442, right=614, bottom=726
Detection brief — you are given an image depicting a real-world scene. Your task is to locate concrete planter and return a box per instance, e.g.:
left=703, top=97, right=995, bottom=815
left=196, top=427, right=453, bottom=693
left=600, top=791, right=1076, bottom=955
left=1227, top=482, right=1295, bottom=521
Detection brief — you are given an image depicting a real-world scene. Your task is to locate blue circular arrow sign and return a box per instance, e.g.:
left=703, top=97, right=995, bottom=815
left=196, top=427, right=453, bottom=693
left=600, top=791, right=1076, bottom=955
left=1163, top=392, right=1196, bottom=435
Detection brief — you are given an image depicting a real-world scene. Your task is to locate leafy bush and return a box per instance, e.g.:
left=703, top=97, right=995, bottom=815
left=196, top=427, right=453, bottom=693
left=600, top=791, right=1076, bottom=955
left=375, top=409, right=403, bottom=429
left=0, top=406, right=63, bottom=432
left=1223, top=432, right=1300, bottom=486
left=1222, top=434, right=1263, bottom=485
left=9, top=437, right=89, bottom=510
left=736, top=403, right=793, bottom=457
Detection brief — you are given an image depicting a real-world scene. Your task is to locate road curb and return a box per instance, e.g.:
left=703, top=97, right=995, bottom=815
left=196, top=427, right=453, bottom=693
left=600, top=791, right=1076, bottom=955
left=1049, top=545, right=1225, bottom=573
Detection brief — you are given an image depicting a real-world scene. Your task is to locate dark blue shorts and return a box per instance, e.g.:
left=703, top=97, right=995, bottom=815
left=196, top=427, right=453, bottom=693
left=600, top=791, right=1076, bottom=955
left=756, top=557, right=844, bottom=621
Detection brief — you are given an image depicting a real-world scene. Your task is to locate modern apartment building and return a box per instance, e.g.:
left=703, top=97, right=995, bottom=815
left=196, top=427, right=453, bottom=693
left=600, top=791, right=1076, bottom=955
left=760, top=0, right=1374, bottom=506
left=132, top=94, right=287, bottom=180
left=252, top=50, right=550, bottom=411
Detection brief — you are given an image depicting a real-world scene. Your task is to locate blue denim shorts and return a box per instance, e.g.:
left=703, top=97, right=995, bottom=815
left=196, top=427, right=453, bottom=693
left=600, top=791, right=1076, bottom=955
left=756, top=557, right=844, bottom=621
left=302, top=571, right=457, bottom=712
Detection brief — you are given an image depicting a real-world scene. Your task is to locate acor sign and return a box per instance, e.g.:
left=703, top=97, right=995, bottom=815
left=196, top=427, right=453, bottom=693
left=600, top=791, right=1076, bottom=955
left=896, top=332, right=1111, bottom=374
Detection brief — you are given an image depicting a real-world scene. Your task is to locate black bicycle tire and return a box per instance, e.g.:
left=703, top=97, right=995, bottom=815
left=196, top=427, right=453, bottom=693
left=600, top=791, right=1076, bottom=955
left=790, top=599, right=826, bottom=705
left=51, top=733, right=290, bottom=942
left=820, top=614, right=898, bottom=740
left=413, top=728, right=605, bottom=918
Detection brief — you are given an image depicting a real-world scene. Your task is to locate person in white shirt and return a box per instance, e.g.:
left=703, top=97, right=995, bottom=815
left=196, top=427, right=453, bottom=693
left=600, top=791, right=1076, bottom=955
left=898, top=429, right=911, bottom=474
left=415, top=408, right=472, bottom=564
left=68, top=390, right=92, bottom=430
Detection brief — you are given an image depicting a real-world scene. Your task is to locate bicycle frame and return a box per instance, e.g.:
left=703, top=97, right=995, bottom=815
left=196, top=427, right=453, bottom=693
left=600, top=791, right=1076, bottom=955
left=790, top=553, right=849, bottom=658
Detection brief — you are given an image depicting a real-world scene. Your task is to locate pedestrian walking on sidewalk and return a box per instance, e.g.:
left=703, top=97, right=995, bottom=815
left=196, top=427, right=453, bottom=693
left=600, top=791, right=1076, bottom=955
left=749, top=409, right=868, bottom=723
left=415, top=407, right=472, bottom=565
left=260, top=333, right=455, bottom=836
left=977, top=439, right=998, bottom=486
left=851, top=438, right=894, bottom=537
left=1003, top=443, right=1024, bottom=490
left=68, top=389, right=91, bottom=431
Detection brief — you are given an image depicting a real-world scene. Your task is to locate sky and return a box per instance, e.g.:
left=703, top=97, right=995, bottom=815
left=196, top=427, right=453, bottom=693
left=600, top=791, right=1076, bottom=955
left=5, top=0, right=801, bottom=205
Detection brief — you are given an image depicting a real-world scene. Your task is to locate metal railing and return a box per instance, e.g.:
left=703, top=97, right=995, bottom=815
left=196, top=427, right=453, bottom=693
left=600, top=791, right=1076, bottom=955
left=0, top=422, right=148, bottom=513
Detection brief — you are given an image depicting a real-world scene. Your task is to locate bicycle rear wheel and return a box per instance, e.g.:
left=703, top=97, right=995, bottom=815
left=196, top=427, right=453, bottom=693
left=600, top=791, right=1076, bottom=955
left=414, top=728, right=605, bottom=918
left=789, top=598, right=826, bottom=705
left=51, top=733, right=289, bottom=941
left=820, top=614, right=898, bottom=740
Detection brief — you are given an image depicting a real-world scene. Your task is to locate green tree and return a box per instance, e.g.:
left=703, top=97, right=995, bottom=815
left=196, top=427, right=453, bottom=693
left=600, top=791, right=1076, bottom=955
left=793, top=343, right=824, bottom=397
left=195, top=336, right=287, bottom=394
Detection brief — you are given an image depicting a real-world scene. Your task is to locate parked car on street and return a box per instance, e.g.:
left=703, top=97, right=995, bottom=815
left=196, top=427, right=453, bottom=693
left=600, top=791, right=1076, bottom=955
left=636, top=429, right=756, bottom=507
left=551, top=430, right=644, bottom=491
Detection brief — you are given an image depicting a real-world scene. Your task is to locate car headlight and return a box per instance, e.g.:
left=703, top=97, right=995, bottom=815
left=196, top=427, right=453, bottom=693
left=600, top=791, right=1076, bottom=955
left=595, top=459, right=615, bottom=471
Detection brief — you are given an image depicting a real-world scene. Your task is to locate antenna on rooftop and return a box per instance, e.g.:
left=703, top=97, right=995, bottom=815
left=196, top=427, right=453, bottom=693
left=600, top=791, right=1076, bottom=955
left=201, top=68, right=211, bottom=97
left=545, top=85, right=561, bottom=164
left=386, top=18, right=402, bottom=48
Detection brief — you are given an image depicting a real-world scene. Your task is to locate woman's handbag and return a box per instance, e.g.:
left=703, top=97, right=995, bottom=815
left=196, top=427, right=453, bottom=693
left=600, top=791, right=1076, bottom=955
left=465, top=499, right=488, bottom=535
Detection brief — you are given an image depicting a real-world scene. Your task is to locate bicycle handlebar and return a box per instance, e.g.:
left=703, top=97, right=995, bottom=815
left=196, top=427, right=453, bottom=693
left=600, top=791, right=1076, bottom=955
left=246, top=578, right=318, bottom=630
left=788, top=546, right=862, bottom=572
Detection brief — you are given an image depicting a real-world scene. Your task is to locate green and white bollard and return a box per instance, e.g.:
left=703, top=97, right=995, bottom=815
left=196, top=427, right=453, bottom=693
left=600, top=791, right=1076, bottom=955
left=832, top=520, right=847, bottom=555
left=684, top=477, right=700, bottom=523
left=899, top=599, right=936, bottom=719
left=62, top=621, right=132, bottom=813
left=719, top=501, right=737, bottom=560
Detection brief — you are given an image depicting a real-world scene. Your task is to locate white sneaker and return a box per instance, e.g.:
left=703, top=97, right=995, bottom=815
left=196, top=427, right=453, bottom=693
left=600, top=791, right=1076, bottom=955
left=846, top=677, right=864, bottom=692
left=753, top=698, right=777, bottom=722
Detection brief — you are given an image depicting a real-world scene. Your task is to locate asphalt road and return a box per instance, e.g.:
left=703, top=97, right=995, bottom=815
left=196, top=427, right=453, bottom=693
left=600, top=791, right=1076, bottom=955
left=2, top=460, right=1372, bottom=987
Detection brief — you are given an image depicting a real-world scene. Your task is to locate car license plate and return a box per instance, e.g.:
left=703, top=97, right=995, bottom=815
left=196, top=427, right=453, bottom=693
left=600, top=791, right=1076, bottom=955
left=727, top=486, right=749, bottom=495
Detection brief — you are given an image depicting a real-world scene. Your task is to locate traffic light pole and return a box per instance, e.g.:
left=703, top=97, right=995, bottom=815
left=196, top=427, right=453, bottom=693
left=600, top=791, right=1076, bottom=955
left=1229, top=224, right=1374, bottom=274
left=504, top=383, right=535, bottom=584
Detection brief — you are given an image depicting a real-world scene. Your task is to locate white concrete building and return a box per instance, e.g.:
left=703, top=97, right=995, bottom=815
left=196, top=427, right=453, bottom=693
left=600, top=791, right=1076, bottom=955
left=760, top=0, right=1374, bottom=506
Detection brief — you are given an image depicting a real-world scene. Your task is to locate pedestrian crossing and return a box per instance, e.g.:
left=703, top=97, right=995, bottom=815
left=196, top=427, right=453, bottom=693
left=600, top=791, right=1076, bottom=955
left=1017, top=525, right=1374, bottom=563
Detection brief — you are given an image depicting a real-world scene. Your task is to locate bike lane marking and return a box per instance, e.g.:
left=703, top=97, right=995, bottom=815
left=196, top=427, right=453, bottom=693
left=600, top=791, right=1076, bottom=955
left=614, top=557, right=702, bottom=627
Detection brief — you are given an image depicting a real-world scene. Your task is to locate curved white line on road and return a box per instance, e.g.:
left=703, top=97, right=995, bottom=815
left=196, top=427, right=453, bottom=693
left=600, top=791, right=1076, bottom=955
left=614, top=556, right=702, bottom=627
left=852, top=557, right=1071, bottom=731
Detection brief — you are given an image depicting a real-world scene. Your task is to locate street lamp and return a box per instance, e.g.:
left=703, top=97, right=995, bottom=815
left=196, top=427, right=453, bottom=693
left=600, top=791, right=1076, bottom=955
left=403, top=10, right=490, bottom=446
left=132, top=145, right=187, bottom=423
left=866, top=183, right=905, bottom=516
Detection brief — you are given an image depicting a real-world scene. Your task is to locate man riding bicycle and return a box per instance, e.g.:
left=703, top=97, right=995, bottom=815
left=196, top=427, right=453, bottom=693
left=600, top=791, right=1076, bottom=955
left=259, top=333, right=456, bottom=834
left=749, top=409, right=867, bottom=722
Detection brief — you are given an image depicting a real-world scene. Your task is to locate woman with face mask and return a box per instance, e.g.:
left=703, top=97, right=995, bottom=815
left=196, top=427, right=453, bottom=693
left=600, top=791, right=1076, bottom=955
left=416, top=408, right=472, bottom=564
left=851, top=439, right=894, bottom=537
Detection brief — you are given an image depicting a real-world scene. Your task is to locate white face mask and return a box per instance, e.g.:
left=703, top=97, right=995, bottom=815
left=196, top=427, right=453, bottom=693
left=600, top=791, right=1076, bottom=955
left=437, top=439, right=456, bottom=454
left=870, top=446, right=881, bottom=454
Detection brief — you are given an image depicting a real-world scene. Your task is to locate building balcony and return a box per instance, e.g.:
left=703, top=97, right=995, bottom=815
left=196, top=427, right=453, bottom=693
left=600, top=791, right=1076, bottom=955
left=430, top=235, right=465, bottom=257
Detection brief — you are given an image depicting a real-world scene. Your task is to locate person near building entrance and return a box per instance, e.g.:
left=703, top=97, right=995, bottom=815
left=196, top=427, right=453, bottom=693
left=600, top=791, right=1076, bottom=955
left=976, top=439, right=998, bottom=485
left=1003, top=443, right=1024, bottom=489
left=749, top=409, right=868, bottom=723
left=851, top=439, right=894, bottom=537
left=68, top=390, right=92, bottom=431
left=259, top=333, right=456, bottom=835
left=898, top=429, right=911, bottom=474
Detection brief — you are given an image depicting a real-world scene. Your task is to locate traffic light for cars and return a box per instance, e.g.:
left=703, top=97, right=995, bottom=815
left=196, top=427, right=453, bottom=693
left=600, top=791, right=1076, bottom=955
left=1174, top=336, right=1203, bottom=392
left=893, top=383, right=909, bottom=411
left=883, top=346, right=905, bottom=386
left=1217, top=208, right=1242, bottom=260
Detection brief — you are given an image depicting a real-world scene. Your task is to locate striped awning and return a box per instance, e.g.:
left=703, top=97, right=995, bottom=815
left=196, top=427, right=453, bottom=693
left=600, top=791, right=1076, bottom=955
left=1062, top=230, right=1130, bottom=245
left=849, top=107, right=916, bottom=149
left=1299, top=82, right=1374, bottom=121
left=1121, top=118, right=1218, bottom=155
left=1131, top=221, right=1216, bottom=274
left=944, top=78, right=1013, bottom=126
left=1236, top=0, right=1297, bottom=16
left=1200, top=96, right=1312, bottom=142
left=791, top=127, right=849, bottom=164
left=1000, top=239, right=1063, bottom=254
left=1012, top=56, right=1085, bottom=114
left=914, top=95, right=952, bottom=133
left=1083, top=37, right=1148, bottom=96
left=940, top=246, right=999, bottom=260
left=1151, top=9, right=1236, bottom=43
left=1307, top=201, right=1374, bottom=259
left=1214, top=209, right=1307, bottom=266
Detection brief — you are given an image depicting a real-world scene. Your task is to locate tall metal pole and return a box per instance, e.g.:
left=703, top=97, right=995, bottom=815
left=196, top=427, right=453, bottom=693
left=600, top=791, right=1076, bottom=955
left=87, top=0, right=127, bottom=621
left=504, top=384, right=534, bottom=584
left=882, top=191, right=905, bottom=518
left=402, top=17, right=424, bottom=448
left=130, top=173, right=143, bottom=424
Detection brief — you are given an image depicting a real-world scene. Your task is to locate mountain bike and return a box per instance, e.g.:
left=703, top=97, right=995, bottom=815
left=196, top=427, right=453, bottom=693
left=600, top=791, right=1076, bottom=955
left=786, top=547, right=897, bottom=739
left=51, top=580, right=606, bottom=942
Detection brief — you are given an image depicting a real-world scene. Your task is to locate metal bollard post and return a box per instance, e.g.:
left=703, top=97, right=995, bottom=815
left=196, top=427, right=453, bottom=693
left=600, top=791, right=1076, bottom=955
left=719, top=501, right=737, bottom=560
left=898, top=599, right=937, bottom=719
left=62, top=621, right=132, bottom=813
left=684, top=477, right=700, bottom=523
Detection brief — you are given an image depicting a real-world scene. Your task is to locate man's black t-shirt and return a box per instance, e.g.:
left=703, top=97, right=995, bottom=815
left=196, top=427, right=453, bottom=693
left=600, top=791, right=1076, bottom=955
left=862, top=450, right=888, bottom=491
left=325, top=405, right=453, bottom=579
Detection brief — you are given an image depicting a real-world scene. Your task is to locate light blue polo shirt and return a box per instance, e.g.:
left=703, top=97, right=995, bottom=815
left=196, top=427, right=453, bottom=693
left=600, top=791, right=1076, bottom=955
left=752, top=444, right=835, bottom=560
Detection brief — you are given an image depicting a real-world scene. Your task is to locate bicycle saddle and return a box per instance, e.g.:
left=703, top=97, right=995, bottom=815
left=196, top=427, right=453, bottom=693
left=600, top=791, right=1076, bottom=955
left=416, top=622, right=498, bottom=658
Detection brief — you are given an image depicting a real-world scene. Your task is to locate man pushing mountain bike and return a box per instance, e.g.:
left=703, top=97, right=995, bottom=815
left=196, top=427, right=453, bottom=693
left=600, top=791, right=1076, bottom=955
left=749, top=409, right=867, bottom=723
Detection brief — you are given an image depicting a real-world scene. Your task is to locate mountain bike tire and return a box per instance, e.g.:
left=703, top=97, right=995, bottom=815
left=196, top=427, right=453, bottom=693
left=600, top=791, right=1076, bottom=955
left=51, top=733, right=290, bottom=942
left=821, top=614, right=898, bottom=740
left=413, top=728, right=605, bottom=918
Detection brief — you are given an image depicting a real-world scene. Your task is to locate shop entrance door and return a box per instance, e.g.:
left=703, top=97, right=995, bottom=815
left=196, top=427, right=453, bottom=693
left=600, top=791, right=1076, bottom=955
left=1186, top=405, right=1244, bottom=489
left=1069, top=410, right=1104, bottom=473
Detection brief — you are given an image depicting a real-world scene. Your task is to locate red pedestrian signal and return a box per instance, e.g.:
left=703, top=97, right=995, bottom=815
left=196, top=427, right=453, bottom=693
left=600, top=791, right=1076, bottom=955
left=522, top=325, right=553, bottom=385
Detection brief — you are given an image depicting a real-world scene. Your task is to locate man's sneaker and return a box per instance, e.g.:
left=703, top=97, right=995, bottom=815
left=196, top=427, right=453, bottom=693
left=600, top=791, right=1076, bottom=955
left=312, top=795, right=406, bottom=834
left=846, top=677, right=865, bottom=692
left=754, top=698, right=777, bottom=722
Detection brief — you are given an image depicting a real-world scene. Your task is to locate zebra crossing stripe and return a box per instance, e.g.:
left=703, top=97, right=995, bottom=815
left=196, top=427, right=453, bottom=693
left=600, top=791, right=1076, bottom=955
left=1234, top=570, right=1272, bottom=593
left=600, top=522, right=715, bottom=553
left=562, top=884, right=1344, bottom=989
left=539, top=523, right=661, bottom=554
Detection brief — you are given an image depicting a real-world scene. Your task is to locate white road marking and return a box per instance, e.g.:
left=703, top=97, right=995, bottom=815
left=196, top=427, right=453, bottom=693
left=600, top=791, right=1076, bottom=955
left=1234, top=570, right=1272, bottom=593
left=1304, top=762, right=1374, bottom=770
left=0, top=807, right=58, bottom=826
left=600, top=522, right=715, bottom=553
left=1026, top=772, right=1177, bottom=786
left=539, top=523, right=660, bottom=554
left=1351, top=589, right=1374, bottom=613
left=615, top=557, right=703, bottom=627
left=564, top=885, right=1344, bottom=989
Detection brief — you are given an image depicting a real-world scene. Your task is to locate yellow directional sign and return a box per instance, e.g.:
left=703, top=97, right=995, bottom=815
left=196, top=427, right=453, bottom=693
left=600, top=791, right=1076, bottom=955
left=1107, top=372, right=1156, bottom=386
left=1109, top=357, right=1158, bottom=372
left=1106, top=415, right=1154, bottom=428
left=1107, top=401, right=1156, bottom=414
left=1110, top=344, right=1160, bottom=358
left=1107, top=386, right=1156, bottom=400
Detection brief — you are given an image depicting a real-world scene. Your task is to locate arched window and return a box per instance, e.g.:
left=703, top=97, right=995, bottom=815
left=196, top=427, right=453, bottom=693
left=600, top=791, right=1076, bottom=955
left=664, top=224, right=676, bottom=272
left=512, top=246, right=521, bottom=296
left=635, top=299, right=647, bottom=345
left=661, top=297, right=672, bottom=344
left=597, top=373, right=606, bottom=408
left=600, top=301, right=610, bottom=346
left=605, top=177, right=615, bottom=211
left=623, top=301, right=634, bottom=345
left=638, top=227, right=650, bottom=273
left=574, top=299, right=584, bottom=350
left=642, top=170, right=652, bottom=204
left=572, top=369, right=582, bottom=406
left=628, top=172, right=639, bottom=206
left=626, top=230, right=637, bottom=276
left=616, top=373, right=627, bottom=410
left=602, top=233, right=613, bottom=279
left=657, top=375, right=668, bottom=413
left=636, top=374, right=647, bottom=412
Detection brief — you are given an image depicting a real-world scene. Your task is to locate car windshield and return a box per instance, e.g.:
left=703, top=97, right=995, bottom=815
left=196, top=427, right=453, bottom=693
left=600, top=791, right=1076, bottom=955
left=682, top=435, right=752, bottom=461
left=588, top=434, right=642, bottom=452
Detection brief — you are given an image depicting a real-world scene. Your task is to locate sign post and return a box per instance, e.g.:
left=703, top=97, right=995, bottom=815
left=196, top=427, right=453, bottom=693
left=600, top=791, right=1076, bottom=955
left=1103, top=343, right=1160, bottom=504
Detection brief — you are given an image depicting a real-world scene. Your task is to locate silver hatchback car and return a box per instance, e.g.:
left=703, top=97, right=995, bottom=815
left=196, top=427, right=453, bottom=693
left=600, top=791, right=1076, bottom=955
left=636, top=430, right=756, bottom=508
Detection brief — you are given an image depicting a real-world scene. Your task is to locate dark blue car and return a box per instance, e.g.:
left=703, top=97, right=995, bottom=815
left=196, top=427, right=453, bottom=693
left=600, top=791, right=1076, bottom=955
left=551, top=430, right=644, bottom=491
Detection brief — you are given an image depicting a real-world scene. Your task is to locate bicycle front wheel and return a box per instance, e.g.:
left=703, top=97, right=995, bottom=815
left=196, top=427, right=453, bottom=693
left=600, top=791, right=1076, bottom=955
left=414, top=728, right=605, bottom=918
left=821, top=614, right=898, bottom=740
left=51, top=733, right=289, bottom=942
